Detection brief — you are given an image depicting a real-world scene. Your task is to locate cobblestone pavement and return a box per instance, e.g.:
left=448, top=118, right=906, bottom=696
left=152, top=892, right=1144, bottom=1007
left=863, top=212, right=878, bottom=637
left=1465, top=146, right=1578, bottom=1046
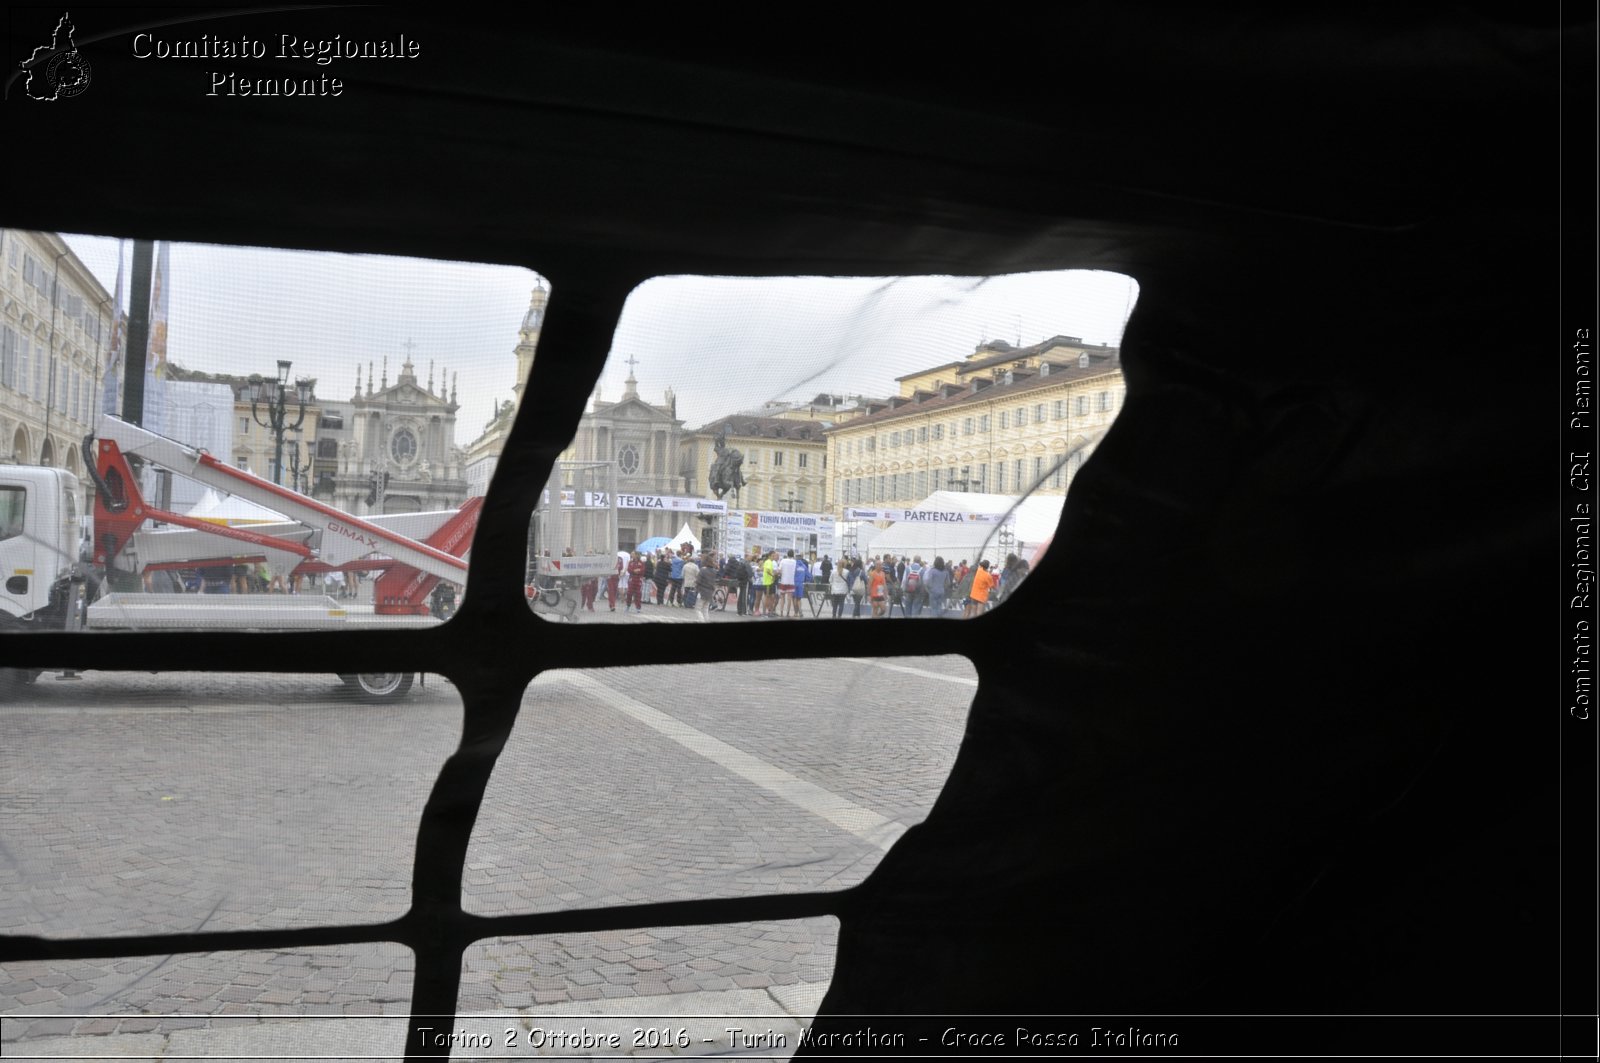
left=1, top=660, right=974, bottom=1048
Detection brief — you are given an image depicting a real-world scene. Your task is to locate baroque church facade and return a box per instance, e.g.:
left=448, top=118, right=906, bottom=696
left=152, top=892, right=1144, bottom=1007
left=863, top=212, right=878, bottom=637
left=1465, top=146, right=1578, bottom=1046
left=324, top=352, right=468, bottom=516
left=466, top=286, right=687, bottom=553
left=556, top=360, right=686, bottom=552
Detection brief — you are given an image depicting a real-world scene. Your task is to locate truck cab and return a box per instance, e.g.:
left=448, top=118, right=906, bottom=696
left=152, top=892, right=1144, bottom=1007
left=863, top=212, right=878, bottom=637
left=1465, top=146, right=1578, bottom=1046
left=0, top=466, right=83, bottom=627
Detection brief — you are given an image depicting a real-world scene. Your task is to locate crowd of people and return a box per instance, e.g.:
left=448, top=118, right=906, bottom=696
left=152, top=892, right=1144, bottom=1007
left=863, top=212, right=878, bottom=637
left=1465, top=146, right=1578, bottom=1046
left=143, top=562, right=364, bottom=598
left=570, top=544, right=1033, bottom=620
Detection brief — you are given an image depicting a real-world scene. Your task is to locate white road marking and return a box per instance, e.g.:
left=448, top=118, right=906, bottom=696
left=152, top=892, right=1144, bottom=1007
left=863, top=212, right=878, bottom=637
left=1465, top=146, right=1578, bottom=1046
left=839, top=657, right=979, bottom=686
left=555, top=672, right=909, bottom=851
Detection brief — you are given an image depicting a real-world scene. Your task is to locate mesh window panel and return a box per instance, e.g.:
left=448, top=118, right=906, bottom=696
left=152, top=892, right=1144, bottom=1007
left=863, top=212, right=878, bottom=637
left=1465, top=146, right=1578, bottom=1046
left=528, top=272, right=1134, bottom=624
left=7, top=235, right=543, bottom=631
left=464, top=658, right=977, bottom=915
left=449, top=920, right=835, bottom=1058
left=1, top=672, right=460, bottom=938
left=1, top=943, right=414, bottom=1056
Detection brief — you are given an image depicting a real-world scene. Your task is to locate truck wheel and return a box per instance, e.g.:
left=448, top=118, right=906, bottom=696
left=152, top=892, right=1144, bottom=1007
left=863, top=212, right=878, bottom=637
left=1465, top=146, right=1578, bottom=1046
left=338, top=673, right=414, bottom=701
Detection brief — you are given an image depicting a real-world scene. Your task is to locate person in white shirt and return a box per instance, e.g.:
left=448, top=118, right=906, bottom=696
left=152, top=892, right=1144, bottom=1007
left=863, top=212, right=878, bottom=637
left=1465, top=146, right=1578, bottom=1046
left=682, top=555, right=701, bottom=610
left=829, top=558, right=850, bottom=618
left=777, top=550, right=798, bottom=617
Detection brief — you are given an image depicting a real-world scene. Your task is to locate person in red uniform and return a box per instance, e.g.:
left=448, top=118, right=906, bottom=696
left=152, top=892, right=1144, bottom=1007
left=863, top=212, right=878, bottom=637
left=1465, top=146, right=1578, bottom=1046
left=625, top=551, right=648, bottom=613
left=606, top=554, right=622, bottom=611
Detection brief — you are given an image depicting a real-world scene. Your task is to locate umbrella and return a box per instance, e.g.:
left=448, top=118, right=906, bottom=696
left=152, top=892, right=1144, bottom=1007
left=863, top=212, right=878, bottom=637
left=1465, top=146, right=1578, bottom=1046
left=637, top=536, right=673, bottom=552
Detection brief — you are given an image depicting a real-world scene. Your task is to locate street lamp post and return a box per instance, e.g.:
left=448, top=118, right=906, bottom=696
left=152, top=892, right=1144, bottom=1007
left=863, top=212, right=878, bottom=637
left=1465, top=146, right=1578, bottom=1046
left=249, top=359, right=311, bottom=485
left=286, top=431, right=309, bottom=493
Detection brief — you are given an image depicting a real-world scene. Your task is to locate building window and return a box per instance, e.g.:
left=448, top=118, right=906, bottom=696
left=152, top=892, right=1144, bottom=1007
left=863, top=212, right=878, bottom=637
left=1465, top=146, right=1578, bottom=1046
left=772, top=449, right=783, bottom=467
left=1033, top=456, right=1043, bottom=484
left=1076, top=396, right=1088, bottom=416
left=999, top=411, right=1008, bottom=430
left=996, top=463, right=1005, bottom=491
left=798, top=452, right=808, bottom=468
left=978, top=414, right=990, bottom=432
left=1014, top=459, right=1023, bottom=489
left=1051, top=461, right=1064, bottom=488
left=1034, top=404, right=1045, bottom=424
left=1053, top=399, right=1065, bottom=420
left=891, top=431, right=900, bottom=448
left=0, top=486, right=25, bottom=542
left=963, top=418, right=973, bottom=436
left=1079, top=353, right=1090, bottom=368
left=1098, top=391, right=1110, bottom=412
left=918, top=426, right=928, bottom=443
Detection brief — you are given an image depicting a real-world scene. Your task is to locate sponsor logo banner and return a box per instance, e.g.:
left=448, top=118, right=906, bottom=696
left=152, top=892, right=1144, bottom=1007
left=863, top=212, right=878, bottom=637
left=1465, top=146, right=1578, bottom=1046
left=538, top=555, right=616, bottom=578
left=726, top=512, right=835, bottom=555
left=736, top=511, right=827, bottom=530
left=845, top=507, right=1006, bottom=524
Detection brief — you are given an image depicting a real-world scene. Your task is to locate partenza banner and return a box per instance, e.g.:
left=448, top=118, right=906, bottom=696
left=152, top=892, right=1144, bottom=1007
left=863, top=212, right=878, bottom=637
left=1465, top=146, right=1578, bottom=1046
left=844, top=507, right=1006, bottom=524
left=590, top=492, right=728, bottom=513
left=540, top=490, right=727, bottom=513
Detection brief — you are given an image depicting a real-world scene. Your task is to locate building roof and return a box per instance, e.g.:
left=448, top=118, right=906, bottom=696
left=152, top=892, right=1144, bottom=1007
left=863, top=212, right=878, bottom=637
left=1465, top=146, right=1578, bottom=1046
left=893, top=336, right=1118, bottom=382
left=956, top=336, right=1117, bottom=376
left=687, top=414, right=829, bottom=441
left=835, top=357, right=1123, bottom=431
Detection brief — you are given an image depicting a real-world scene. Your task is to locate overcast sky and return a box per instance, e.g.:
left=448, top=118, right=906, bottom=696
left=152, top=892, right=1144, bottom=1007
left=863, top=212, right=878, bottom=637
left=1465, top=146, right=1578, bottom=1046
left=62, top=234, right=1138, bottom=437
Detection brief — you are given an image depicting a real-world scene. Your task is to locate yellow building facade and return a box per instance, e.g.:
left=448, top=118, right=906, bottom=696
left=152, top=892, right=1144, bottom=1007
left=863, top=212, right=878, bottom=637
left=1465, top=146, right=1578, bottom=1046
left=826, top=336, right=1125, bottom=513
left=680, top=414, right=829, bottom=515
left=0, top=230, right=114, bottom=481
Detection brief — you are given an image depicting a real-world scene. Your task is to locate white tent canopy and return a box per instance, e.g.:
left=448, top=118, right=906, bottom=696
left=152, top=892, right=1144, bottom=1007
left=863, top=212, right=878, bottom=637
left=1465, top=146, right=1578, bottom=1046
left=184, top=487, right=289, bottom=525
left=858, top=490, right=1064, bottom=567
left=667, top=521, right=701, bottom=553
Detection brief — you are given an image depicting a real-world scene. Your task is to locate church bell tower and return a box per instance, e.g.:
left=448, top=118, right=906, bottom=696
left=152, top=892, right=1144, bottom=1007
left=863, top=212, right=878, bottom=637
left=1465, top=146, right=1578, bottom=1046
left=511, top=282, right=546, bottom=400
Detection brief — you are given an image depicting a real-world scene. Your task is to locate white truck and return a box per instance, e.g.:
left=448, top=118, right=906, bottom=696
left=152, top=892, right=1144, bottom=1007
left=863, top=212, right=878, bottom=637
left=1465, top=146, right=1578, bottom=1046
left=0, top=415, right=481, bottom=700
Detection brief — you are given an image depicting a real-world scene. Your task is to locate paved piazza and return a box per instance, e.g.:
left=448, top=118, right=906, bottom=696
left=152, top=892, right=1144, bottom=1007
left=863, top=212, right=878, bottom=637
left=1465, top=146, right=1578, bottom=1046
left=1, top=658, right=975, bottom=1051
